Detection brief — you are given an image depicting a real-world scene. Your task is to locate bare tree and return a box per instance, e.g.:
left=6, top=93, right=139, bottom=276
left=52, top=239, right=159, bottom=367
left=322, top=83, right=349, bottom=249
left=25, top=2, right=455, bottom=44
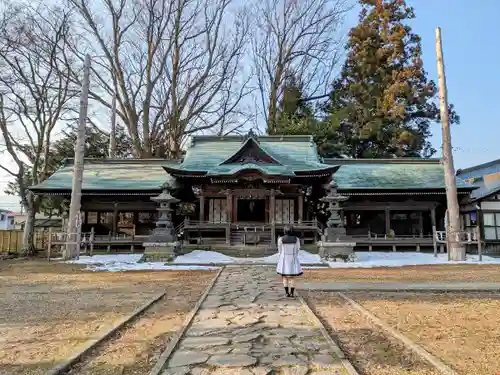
left=252, top=0, right=349, bottom=133
left=0, top=2, right=77, bottom=255
left=65, top=0, right=251, bottom=159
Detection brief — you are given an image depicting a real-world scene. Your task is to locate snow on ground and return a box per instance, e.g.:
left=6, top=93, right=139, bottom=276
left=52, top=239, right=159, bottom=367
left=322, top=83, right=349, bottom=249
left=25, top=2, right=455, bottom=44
left=173, top=250, right=322, bottom=265
left=66, top=250, right=323, bottom=272
left=65, top=250, right=500, bottom=272
left=67, top=254, right=218, bottom=272
left=327, top=251, right=500, bottom=268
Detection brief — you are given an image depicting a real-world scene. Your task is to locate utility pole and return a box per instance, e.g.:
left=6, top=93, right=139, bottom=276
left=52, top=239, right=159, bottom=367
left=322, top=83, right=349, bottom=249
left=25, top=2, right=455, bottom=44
left=64, top=54, right=91, bottom=260
left=435, top=27, right=465, bottom=261
left=109, top=92, right=117, bottom=158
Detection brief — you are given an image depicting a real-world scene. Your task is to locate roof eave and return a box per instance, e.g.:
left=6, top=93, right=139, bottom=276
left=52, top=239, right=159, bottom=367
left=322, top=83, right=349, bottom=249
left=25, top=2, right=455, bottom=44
left=294, top=165, right=340, bottom=175
left=162, top=166, right=207, bottom=176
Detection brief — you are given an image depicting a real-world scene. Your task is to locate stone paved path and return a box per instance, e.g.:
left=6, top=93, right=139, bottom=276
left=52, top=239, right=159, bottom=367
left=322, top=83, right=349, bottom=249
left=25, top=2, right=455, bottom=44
left=162, top=266, right=352, bottom=375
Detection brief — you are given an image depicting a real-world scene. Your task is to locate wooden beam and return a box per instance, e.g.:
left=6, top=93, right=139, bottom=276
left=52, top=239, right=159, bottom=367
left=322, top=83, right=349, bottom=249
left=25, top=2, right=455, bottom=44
left=343, top=202, right=439, bottom=211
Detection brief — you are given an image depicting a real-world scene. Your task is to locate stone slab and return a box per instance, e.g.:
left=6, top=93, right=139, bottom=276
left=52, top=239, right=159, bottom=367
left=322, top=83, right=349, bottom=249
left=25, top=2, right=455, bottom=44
left=153, top=266, right=357, bottom=375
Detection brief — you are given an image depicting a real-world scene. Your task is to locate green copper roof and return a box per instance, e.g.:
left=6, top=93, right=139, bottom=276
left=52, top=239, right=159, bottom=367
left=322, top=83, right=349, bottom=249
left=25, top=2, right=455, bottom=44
left=29, top=159, right=178, bottom=192
left=29, top=140, right=477, bottom=194
left=169, top=135, right=332, bottom=174
left=206, top=163, right=295, bottom=177
left=323, top=158, right=473, bottom=190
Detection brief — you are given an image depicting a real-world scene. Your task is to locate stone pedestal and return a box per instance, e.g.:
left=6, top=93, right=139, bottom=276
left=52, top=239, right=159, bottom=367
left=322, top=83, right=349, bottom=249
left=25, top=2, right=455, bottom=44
left=318, top=240, right=356, bottom=262
left=142, top=242, right=179, bottom=262
left=141, top=189, right=180, bottom=262
left=317, top=182, right=357, bottom=262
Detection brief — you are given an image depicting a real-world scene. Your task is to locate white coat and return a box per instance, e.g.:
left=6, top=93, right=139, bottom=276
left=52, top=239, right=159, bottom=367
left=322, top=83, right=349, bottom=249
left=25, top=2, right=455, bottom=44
left=276, top=235, right=303, bottom=277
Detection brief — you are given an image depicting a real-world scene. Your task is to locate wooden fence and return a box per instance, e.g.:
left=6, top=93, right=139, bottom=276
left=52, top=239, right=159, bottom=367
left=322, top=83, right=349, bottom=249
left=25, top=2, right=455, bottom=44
left=0, top=230, right=50, bottom=254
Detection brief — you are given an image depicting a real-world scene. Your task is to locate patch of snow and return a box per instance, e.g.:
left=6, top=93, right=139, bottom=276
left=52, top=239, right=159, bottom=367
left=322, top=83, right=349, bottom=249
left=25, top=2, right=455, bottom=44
left=173, top=250, right=323, bottom=265
left=63, top=250, right=499, bottom=272
left=66, top=254, right=217, bottom=272
left=69, top=254, right=143, bottom=265
left=173, top=250, right=235, bottom=264
left=327, top=251, right=500, bottom=268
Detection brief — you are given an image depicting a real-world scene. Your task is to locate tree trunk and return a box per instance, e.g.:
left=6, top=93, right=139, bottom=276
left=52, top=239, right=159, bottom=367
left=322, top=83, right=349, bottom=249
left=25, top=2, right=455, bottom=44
left=436, top=27, right=465, bottom=261
left=21, top=192, right=36, bottom=257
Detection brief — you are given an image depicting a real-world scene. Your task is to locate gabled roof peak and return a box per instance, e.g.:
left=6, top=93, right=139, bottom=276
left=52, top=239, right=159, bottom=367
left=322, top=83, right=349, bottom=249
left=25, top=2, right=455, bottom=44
left=219, top=136, right=282, bottom=166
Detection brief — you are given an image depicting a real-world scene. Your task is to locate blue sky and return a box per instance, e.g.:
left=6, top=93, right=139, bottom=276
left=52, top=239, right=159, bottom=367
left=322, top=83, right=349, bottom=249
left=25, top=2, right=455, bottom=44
left=387, top=0, right=499, bottom=169
left=0, top=0, right=498, bottom=211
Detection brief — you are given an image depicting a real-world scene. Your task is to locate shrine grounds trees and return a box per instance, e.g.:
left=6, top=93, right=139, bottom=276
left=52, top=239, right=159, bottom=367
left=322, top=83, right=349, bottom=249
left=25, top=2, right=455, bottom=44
left=0, top=0, right=463, bottom=254
left=274, top=0, right=459, bottom=159
left=0, top=2, right=76, bottom=255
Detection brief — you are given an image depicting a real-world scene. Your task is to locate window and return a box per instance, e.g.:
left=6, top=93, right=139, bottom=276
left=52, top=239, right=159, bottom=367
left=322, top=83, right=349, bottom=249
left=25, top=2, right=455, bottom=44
left=0, top=214, right=4, bottom=220
left=87, top=212, right=98, bottom=224
left=463, top=212, right=478, bottom=230
left=482, top=213, right=500, bottom=240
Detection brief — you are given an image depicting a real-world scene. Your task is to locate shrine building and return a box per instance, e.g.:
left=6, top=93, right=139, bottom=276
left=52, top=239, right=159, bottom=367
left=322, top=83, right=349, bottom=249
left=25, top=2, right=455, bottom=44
left=28, top=134, right=476, bottom=252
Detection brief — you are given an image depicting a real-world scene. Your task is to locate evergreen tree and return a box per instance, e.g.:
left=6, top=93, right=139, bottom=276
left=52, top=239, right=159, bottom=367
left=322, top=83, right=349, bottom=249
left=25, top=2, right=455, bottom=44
left=272, top=75, right=347, bottom=157
left=324, top=0, right=459, bottom=158
left=272, top=75, right=314, bottom=135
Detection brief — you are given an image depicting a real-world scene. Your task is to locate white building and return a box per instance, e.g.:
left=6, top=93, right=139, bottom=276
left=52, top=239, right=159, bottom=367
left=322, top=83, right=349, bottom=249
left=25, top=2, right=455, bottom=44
left=0, top=209, right=15, bottom=230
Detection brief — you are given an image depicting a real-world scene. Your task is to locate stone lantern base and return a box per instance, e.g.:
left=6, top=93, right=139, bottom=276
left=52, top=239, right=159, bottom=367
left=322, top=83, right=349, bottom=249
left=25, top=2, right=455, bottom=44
left=141, top=241, right=180, bottom=262
left=317, top=240, right=357, bottom=262
left=317, top=227, right=357, bottom=262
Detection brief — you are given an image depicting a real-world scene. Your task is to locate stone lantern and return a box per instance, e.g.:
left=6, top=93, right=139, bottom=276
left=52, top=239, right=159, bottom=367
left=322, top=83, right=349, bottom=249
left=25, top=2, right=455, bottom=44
left=317, top=182, right=357, bottom=262
left=320, top=182, right=349, bottom=240
left=142, top=189, right=180, bottom=262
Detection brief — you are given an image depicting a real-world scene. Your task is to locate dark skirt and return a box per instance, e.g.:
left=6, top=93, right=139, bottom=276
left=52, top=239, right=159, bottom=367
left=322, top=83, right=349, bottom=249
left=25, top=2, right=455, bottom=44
left=277, top=271, right=303, bottom=277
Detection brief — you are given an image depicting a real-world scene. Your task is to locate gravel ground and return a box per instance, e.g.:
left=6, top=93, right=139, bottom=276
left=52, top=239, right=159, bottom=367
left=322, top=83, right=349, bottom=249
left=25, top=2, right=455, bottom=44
left=0, top=259, right=215, bottom=375
left=303, top=264, right=500, bottom=283
left=350, top=291, right=500, bottom=375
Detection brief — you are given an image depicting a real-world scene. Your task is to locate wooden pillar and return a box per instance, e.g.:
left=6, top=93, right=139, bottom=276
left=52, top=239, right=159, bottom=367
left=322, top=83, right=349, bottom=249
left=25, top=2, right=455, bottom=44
left=225, top=190, right=232, bottom=245
left=385, top=207, right=391, bottom=234
left=298, top=194, right=303, bottom=224
left=226, top=190, right=233, bottom=222
left=431, top=207, right=438, bottom=256
left=270, top=189, right=276, bottom=246
left=199, top=191, right=205, bottom=222
left=418, top=211, right=424, bottom=238
left=112, top=202, right=118, bottom=234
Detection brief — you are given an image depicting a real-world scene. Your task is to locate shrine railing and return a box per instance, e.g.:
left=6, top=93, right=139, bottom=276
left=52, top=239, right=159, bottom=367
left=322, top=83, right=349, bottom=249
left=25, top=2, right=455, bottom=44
left=183, top=219, right=320, bottom=229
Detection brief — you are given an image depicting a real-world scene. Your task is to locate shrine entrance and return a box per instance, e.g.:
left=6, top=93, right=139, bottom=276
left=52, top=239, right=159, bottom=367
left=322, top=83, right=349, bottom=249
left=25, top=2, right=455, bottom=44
left=236, top=198, right=266, bottom=222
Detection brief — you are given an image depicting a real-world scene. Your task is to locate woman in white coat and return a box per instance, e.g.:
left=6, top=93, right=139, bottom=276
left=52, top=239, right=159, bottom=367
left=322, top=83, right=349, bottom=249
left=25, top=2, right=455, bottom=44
left=276, top=226, right=303, bottom=297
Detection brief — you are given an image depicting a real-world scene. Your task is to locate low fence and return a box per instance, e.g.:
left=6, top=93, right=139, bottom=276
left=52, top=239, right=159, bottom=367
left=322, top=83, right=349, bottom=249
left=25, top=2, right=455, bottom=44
left=0, top=230, right=51, bottom=254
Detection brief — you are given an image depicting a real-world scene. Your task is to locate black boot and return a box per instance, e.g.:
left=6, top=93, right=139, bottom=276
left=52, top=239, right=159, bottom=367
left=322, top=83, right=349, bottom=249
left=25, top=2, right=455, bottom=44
left=289, top=287, right=295, bottom=297
left=284, top=286, right=290, bottom=297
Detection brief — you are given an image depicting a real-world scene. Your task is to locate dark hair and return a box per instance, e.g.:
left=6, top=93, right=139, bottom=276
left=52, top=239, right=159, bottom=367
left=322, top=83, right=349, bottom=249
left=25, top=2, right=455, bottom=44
left=283, top=226, right=293, bottom=235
